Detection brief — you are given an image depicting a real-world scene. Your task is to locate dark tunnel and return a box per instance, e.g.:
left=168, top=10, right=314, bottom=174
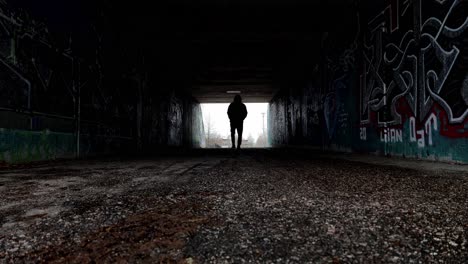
left=1, top=0, right=468, bottom=262
left=1, top=0, right=467, bottom=162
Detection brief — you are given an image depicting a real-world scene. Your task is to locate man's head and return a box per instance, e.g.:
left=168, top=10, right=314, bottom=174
left=234, top=95, right=242, bottom=103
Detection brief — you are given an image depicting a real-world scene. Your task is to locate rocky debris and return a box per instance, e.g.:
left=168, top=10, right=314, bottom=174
left=26, top=204, right=211, bottom=263
left=0, top=151, right=467, bottom=263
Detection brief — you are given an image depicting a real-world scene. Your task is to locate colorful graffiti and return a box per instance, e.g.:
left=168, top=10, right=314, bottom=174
left=360, top=0, right=468, bottom=151
left=269, top=0, right=468, bottom=162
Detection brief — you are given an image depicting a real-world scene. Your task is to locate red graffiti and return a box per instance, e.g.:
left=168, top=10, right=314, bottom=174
left=437, top=105, right=468, bottom=138
left=360, top=97, right=468, bottom=139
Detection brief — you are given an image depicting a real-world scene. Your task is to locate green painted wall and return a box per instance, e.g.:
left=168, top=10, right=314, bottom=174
left=0, top=128, right=76, bottom=163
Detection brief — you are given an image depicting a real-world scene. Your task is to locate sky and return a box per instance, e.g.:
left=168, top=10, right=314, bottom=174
left=201, top=103, right=269, bottom=140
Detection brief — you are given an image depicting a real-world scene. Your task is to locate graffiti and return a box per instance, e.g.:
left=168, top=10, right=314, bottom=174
left=409, top=112, right=438, bottom=148
left=424, top=113, right=438, bottom=146
left=0, top=1, right=115, bottom=117
left=0, top=56, right=31, bottom=108
left=361, top=0, right=468, bottom=138
left=0, top=0, right=135, bottom=141
left=338, top=113, right=349, bottom=130
left=323, top=13, right=361, bottom=140
left=324, top=75, right=353, bottom=139
left=324, top=92, right=337, bottom=139
left=373, top=112, right=438, bottom=147
left=311, top=111, right=320, bottom=126
left=360, top=127, right=367, bottom=141
left=0, top=5, right=31, bottom=109
left=380, top=128, right=403, bottom=143
left=269, top=1, right=468, bottom=162
left=463, top=75, right=468, bottom=105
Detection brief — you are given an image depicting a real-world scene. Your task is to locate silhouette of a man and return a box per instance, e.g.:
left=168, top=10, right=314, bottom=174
left=228, top=95, right=248, bottom=149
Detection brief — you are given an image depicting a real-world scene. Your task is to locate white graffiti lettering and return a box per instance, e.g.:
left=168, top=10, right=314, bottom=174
left=425, top=113, right=438, bottom=146
left=360, top=127, right=367, bottom=141
left=409, top=113, right=438, bottom=148
left=417, top=130, right=425, bottom=148
left=409, top=117, right=417, bottom=142
left=361, top=0, right=468, bottom=127
left=380, top=128, right=403, bottom=143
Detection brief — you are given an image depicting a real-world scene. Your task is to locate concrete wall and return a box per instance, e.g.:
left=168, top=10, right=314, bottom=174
left=270, top=0, right=468, bottom=163
left=186, top=99, right=206, bottom=148
left=0, top=1, right=138, bottom=163
left=0, top=2, right=205, bottom=163
left=142, top=91, right=205, bottom=150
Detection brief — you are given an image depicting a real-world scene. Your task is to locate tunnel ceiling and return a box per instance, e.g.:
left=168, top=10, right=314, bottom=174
left=111, top=0, right=358, bottom=103
left=13, top=0, right=358, bottom=103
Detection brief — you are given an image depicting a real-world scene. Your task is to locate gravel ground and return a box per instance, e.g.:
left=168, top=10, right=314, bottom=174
left=0, top=149, right=467, bottom=263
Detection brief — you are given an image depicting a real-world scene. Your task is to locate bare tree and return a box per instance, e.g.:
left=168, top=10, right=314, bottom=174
left=204, top=112, right=224, bottom=147
left=205, top=112, right=212, bottom=146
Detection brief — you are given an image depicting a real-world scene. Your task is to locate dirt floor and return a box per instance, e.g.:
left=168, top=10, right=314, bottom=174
left=0, top=149, right=467, bottom=263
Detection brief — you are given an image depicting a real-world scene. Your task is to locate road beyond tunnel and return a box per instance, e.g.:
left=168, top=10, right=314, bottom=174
left=1, top=149, right=467, bottom=262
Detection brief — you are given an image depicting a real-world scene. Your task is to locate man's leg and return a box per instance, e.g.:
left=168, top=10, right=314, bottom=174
left=230, top=123, right=236, bottom=148
left=237, top=123, right=243, bottom=149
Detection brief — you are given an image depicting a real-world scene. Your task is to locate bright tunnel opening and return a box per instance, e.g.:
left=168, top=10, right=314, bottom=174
left=201, top=103, right=269, bottom=148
